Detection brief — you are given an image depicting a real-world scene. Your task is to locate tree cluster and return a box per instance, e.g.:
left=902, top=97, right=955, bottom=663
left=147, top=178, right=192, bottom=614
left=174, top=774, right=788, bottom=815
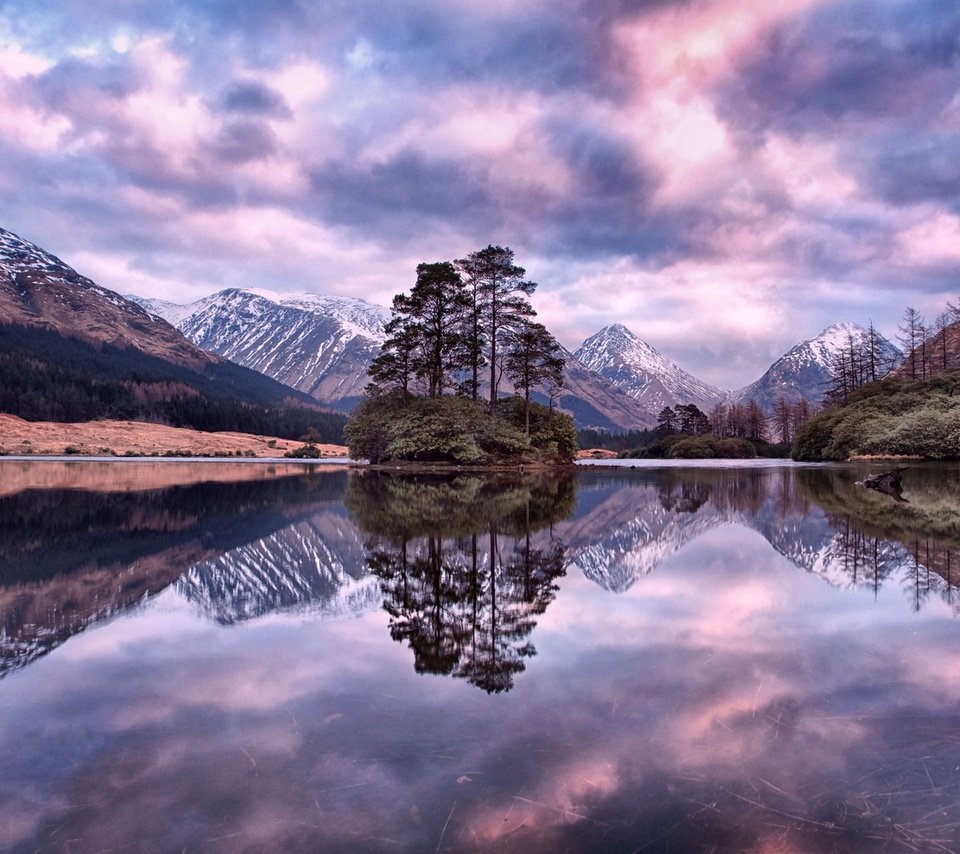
left=793, top=370, right=960, bottom=461
left=825, top=322, right=900, bottom=405
left=366, top=246, right=565, bottom=435
left=655, top=399, right=802, bottom=443
left=896, top=302, right=960, bottom=383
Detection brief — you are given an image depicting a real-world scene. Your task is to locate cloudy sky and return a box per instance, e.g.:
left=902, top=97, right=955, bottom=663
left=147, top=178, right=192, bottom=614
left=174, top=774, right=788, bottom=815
left=1, top=0, right=959, bottom=386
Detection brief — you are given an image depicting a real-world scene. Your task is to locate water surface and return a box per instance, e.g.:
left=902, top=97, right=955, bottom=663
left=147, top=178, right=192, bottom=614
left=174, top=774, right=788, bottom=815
left=1, top=460, right=959, bottom=852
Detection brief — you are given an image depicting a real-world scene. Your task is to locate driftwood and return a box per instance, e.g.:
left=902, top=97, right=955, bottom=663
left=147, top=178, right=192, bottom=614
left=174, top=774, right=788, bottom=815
left=858, top=467, right=906, bottom=501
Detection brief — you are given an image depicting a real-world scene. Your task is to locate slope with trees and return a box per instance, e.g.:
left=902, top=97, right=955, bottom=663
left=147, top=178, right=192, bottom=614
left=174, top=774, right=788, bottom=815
left=793, top=299, right=960, bottom=461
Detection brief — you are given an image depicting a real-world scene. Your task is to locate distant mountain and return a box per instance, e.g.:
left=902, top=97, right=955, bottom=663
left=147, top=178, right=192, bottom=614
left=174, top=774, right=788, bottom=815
left=0, top=226, right=342, bottom=438
left=132, top=288, right=390, bottom=411
left=136, top=290, right=657, bottom=430
left=730, top=322, right=901, bottom=411
left=546, top=346, right=657, bottom=430
left=574, top=324, right=727, bottom=413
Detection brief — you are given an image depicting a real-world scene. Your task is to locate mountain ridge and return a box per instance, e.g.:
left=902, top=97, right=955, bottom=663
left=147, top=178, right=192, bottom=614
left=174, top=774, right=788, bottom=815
left=728, top=321, right=902, bottom=411
left=134, top=288, right=660, bottom=430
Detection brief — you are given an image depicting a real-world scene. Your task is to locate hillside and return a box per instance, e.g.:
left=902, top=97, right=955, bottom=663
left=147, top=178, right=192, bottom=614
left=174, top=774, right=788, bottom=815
left=792, top=370, right=960, bottom=461
left=890, top=317, right=960, bottom=381
left=0, top=227, right=345, bottom=441
left=133, top=288, right=390, bottom=411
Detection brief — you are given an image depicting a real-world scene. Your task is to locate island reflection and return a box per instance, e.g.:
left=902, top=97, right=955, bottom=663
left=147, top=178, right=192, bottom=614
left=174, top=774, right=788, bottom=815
left=345, top=472, right=574, bottom=692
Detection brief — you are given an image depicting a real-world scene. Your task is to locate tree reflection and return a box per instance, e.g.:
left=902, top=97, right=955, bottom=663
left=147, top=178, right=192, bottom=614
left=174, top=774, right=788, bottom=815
left=798, top=467, right=960, bottom=614
left=346, top=472, right=573, bottom=692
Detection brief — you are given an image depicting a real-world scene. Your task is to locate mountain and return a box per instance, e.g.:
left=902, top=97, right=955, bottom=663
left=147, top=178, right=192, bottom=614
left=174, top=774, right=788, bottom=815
left=730, top=322, right=901, bottom=411
left=544, top=346, right=657, bottom=430
left=132, top=288, right=390, bottom=412
left=574, top=324, right=727, bottom=414
left=0, top=226, right=342, bottom=438
left=0, top=227, right=207, bottom=369
left=135, top=289, right=657, bottom=431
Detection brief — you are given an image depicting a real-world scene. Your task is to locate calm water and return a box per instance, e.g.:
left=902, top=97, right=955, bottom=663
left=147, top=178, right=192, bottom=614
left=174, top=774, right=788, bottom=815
left=2, top=460, right=960, bottom=852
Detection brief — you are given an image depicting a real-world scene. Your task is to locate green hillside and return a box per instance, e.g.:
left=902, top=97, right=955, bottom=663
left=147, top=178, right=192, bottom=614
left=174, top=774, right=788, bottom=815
left=792, top=370, right=960, bottom=461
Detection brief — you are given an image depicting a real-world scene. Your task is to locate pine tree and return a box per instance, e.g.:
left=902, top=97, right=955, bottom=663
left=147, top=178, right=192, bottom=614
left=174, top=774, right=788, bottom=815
left=899, top=307, right=924, bottom=380
left=455, top=246, right=537, bottom=416
left=504, top=319, right=565, bottom=437
left=656, top=406, right=677, bottom=434
left=367, top=312, right=419, bottom=395
left=773, top=395, right=792, bottom=443
left=400, top=261, right=471, bottom=398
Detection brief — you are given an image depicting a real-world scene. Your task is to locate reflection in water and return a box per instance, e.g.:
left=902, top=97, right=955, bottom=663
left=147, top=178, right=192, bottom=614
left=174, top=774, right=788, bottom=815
left=346, top=473, right=573, bottom=692
left=564, top=465, right=960, bottom=614
left=0, top=468, right=358, bottom=675
left=3, top=462, right=960, bottom=851
left=799, top=465, right=960, bottom=613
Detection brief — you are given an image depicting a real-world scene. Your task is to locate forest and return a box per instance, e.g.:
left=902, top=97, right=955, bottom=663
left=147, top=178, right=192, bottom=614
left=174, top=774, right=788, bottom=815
left=0, top=323, right=346, bottom=442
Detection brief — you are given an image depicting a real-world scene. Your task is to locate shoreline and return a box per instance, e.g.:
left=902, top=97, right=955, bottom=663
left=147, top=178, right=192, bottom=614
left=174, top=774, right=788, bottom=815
left=0, top=414, right=349, bottom=459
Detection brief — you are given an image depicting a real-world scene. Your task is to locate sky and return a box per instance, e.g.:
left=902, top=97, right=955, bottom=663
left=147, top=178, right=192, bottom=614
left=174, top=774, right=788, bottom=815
left=1, top=0, right=959, bottom=387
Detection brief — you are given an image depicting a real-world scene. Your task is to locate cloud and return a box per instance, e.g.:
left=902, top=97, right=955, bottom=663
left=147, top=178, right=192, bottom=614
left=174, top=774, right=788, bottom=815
left=217, top=80, right=293, bottom=118
left=1, top=0, right=960, bottom=385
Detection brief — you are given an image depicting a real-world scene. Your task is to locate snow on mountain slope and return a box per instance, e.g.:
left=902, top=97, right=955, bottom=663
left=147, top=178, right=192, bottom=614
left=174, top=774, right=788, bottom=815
left=729, top=322, right=902, bottom=411
left=1, top=226, right=210, bottom=369
left=574, top=324, right=727, bottom=413
left=134, top=289, right=657, bottom=429
left=132, top=288, right=388, bottom=409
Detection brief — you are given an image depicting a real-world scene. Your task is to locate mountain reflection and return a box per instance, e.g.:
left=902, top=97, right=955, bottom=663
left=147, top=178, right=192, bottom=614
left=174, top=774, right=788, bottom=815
left=0, top=468, right=357, bottom=676
left=345, top=472, right=574, bottom=692
left=566, top=466, right=960, bottom=614
left=3, top=462, right=960, bottom=683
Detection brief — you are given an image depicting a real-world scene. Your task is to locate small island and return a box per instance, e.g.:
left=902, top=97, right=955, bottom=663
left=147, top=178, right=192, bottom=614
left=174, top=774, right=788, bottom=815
left=344, top=246, right=577, bottom=467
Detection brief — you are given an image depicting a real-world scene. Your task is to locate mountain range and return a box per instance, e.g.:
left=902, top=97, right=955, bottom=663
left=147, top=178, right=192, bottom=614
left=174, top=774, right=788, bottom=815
left=0, top=226, right=344, bottom=439
left=136, top=288, right=659, bottom=430
left=0, top=224, right=904, bottom=432
left=135, top=287, right=901, bottom=431
left=131, top=288, right=390, bottom=411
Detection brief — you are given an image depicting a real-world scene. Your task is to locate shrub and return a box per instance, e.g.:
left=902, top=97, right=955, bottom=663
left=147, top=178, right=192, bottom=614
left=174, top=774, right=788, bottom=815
left=792, top=370, right=960, bottom=460
left=284, top=444, right=322, bottom=459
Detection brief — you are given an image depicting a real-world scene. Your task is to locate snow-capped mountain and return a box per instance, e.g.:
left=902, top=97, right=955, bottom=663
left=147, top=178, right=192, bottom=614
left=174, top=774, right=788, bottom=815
left=729, top=322, right=902, bottom=411
left=552, top=346, right=658, bottom=430
left=132, top=288, right=390, bottom=410
left=574, top=324, right=727, bottom=413
left=134, top=289, right=658, bottom=429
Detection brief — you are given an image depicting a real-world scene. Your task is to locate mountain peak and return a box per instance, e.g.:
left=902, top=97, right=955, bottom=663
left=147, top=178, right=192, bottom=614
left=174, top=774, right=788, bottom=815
left=729, top=322, right=901, bottom=410
left=575, top=325, right=726, bottom=412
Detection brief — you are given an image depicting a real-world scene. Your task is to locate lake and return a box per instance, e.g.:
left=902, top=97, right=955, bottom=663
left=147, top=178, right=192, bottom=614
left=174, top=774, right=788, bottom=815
left=1, top=459, right=959, bottom=852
